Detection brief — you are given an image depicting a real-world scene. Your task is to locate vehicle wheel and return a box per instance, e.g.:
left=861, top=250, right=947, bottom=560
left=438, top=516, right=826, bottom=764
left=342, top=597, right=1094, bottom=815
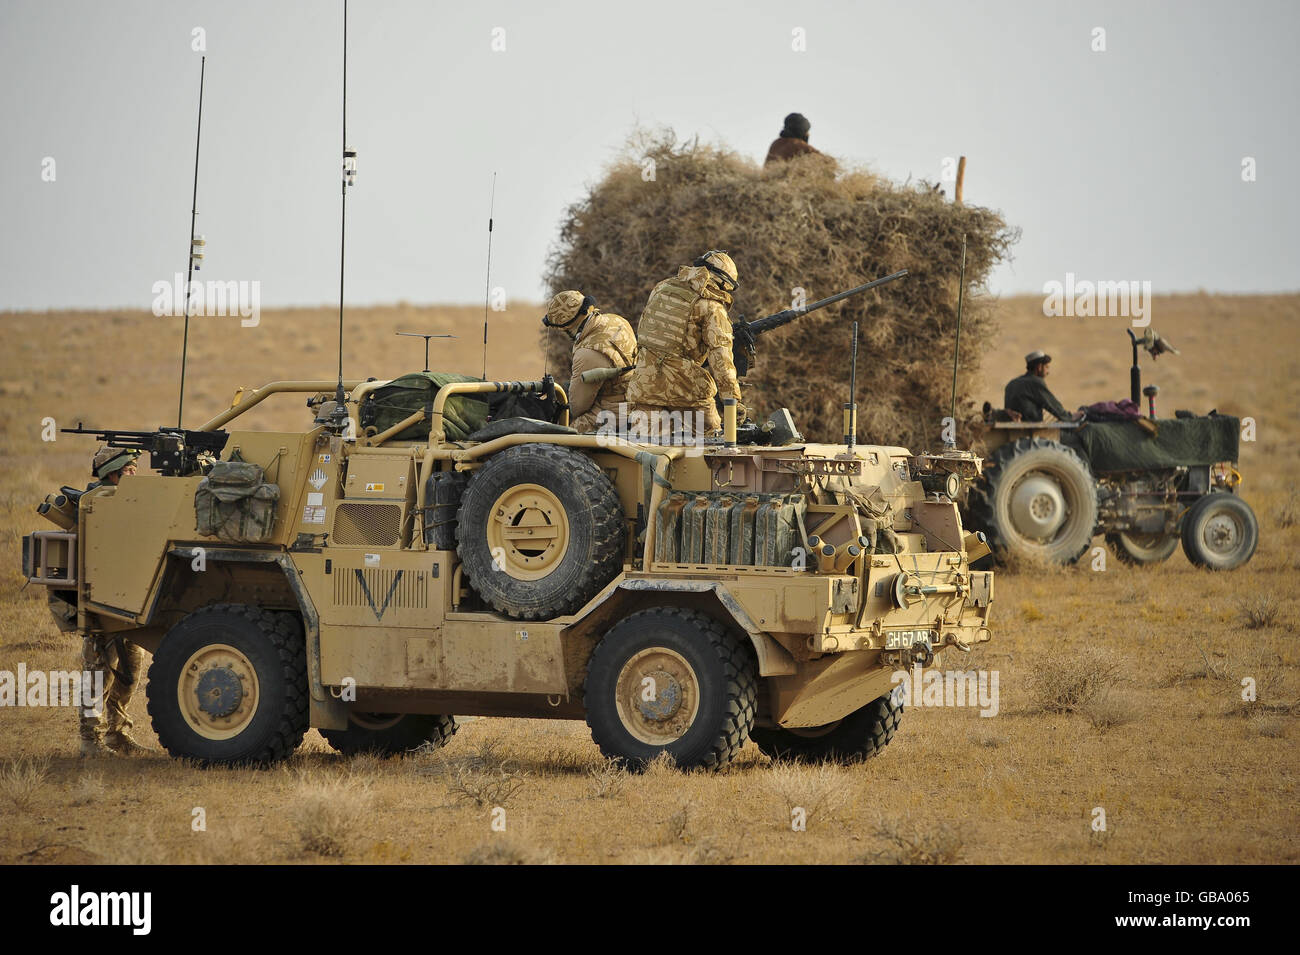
left=1181, top=493, right=1258, bottom=570
left=1106, top=530, right=1179, bottom=566
left=967, top=437, right=1098, bottom=565
left=456, top=443, right=625, bottom=620
left=146, top=604, right=308, bottom=766
left=750, top=693, right=903, bottom=764
left=320, top=712, right=457, bottom=756
left=584, top=608, right=757, bottom=771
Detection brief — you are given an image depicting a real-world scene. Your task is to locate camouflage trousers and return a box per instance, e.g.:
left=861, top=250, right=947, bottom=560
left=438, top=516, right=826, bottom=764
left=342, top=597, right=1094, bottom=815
left=78, top=633, right=143, bottom=742
left=627, top=403, right=722, bottom=441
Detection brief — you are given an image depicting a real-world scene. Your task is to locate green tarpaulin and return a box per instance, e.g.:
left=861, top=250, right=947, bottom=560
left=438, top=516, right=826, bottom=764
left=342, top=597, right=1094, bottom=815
left=1063, top=416, right=1239, bottom=473
left=365, top=372, right=489, bottom=441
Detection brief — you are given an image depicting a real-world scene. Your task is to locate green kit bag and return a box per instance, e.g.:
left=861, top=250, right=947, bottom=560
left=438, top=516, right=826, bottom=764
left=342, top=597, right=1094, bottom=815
left=195, top=461, right=281, bottom=542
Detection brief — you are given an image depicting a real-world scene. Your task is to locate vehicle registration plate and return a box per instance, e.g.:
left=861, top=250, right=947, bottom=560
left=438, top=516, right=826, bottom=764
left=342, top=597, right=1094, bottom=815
left=884, top=629, right=931, bottom=650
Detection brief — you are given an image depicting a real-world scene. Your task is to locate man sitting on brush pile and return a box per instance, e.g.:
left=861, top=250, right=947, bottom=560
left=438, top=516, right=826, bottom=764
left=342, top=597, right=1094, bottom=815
left=765, top=112, right=822, bottom=165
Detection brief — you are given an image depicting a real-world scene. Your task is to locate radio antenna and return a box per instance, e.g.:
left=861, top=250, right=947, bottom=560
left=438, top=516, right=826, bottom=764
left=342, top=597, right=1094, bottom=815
left=845, top=321, right=859, bottom=450
left=481, top=172, right=497, bottom=380
left=328, top=0, right=357, bottom=432
left=397, top=331, right=455, bottom=374
left=177, top=55, right=206, bottom=428
left=947, top=233, right=967, bottom=447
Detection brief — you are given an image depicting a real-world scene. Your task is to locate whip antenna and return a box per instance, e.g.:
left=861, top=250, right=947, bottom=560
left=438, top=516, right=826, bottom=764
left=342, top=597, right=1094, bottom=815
left=947, top=233, right=967, bottom=447
left=177, top=55, right=206, bottom=428
left=328, top=0, right=357, bottom=432
left=482, top=172, right=496, bottom=380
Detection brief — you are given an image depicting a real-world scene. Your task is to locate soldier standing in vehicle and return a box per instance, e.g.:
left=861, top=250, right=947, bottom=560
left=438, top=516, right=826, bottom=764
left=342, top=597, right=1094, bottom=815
left=764, top=112, right=822, bottom=165
left=543, top=290, right=637, bottom=433
left=1004, top=350, right=1084, bottom=423
left=78, top=447, right=149, bottom=757
left=626, top=250, right=745, bottom=439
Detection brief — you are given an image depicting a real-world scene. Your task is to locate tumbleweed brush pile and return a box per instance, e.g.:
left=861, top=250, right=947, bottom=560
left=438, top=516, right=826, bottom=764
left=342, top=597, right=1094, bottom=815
left=544, top=132, right=1019, bottom=449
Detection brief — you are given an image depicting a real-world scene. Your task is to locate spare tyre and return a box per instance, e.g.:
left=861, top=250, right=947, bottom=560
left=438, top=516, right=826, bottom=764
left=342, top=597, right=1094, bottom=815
left=455, top=443, right=625, bottom=619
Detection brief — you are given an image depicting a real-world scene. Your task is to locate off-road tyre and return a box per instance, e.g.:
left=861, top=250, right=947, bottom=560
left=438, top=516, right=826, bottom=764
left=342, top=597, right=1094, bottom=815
left=967, top=437, right=1098, bottom=565
left=1106, top=530, right=1178, bottom=566
left=147, top=604, right=308, bottom=767
left=750, top=692, right=904, bottom=764
left=1181, top=492, right=1258, bottom=570
left=456, top=443, right=624, bottom=620
left=320, top=712, right=458, bottom=756
left=584, top=608, right=757, bottom=771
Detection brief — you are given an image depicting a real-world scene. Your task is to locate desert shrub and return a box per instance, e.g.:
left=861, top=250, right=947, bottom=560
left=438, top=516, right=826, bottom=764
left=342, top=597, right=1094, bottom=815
left=1028, top=646, right=1122, bottom=713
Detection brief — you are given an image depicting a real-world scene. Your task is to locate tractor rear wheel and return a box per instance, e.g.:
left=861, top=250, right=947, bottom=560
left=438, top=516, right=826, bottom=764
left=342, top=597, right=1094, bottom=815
left=967, top=437, right=1098, bottom=565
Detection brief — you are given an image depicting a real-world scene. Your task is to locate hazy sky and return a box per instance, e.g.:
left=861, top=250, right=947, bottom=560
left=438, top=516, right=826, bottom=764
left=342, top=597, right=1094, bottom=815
left=2, top=0, right=1297, bottom=311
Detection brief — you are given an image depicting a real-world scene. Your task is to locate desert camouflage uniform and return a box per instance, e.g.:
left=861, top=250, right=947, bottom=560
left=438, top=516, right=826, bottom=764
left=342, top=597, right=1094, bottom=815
left=568, top=310, right=637, bottom=432
left=78, top=632, right=144, bottom=750
left=76, top=446, right=149, bottom=756
left=626, top=265, right=743, bottom=437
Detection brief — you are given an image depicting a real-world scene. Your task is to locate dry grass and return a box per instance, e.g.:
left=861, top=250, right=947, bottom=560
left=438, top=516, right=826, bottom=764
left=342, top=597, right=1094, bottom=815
left=1028, top=647, right=1123, bottom=714
left=1238, top=595, right=1281, bottom=630
left=762, top=761, right=851, bottom=828
left=0, top=755, right=50, bottom=811
left=0, top=294, right=1297, bottom=864
left=866, top=816, right=966, bottom=865
left=289, top=772, right=374, bottom=858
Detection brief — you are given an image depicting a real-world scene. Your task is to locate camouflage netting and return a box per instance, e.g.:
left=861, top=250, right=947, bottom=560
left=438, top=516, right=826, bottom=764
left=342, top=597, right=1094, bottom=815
left=543, top=130, right=1019, bottom=450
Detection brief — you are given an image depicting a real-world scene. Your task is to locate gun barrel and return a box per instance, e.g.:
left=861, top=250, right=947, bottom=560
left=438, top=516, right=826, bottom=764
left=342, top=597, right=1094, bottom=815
left=747, top=269, right=908, bottom=335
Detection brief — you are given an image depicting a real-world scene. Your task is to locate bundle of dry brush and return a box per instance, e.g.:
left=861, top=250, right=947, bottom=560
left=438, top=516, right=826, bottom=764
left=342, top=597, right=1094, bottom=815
left=543, top=130, right=1019, bottom=449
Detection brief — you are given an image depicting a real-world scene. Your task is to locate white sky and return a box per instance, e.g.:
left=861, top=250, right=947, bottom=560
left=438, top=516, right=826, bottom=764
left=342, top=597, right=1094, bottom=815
left=1, top=0, right=1297, bottom=311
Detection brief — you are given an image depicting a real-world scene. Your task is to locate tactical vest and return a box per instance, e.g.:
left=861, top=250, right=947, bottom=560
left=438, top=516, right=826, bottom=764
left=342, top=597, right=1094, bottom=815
left=637, top=278, right=700, bottom=361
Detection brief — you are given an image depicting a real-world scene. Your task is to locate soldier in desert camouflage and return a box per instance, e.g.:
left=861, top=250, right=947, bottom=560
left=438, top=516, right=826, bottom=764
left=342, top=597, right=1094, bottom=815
left=78, top=447, right=149, bottom=757
left=626, top=250, right=745, bottom=440
left=543, top=290, right=637, bottom=432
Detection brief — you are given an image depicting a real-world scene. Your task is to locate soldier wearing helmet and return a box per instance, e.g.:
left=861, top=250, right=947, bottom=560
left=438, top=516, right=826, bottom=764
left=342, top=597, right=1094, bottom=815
left=626, top=250, right=745, bottom=438
left=77, top=446, right=149, bottom=757
left=89, top=447, right=140, bottom=488
left=543, top=290, right=637, bottom=433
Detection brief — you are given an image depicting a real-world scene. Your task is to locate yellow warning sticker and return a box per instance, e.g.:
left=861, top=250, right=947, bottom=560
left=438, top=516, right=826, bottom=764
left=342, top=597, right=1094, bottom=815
left=365, top=483, right=385, bottom=492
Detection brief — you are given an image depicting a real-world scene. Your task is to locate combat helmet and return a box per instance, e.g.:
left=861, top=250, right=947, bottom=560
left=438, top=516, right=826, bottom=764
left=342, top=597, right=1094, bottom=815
left=693, top=250, right=739, bottom=293
left=543, top=290, right=594, bottom=330
left=92, top=446, right=140, bottom=481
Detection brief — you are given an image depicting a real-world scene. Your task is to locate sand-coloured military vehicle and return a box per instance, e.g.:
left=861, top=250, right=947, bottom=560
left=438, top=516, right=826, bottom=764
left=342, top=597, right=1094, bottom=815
left=23, top=373, right=993, bottom=770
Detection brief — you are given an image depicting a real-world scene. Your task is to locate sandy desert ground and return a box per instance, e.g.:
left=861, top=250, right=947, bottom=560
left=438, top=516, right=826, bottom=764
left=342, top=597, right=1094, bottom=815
left=0, top=292, right=1295, bottom=864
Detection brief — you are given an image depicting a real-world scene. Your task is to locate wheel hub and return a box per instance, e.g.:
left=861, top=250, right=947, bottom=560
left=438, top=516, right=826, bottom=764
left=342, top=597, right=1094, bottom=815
left=195, top=667, right=243, bottom=719
left=1203, top=513, right=1241, bottom=553
left=614, top=648, right=700, bottom=746
left=1010, top=474, right=1067, bottom=539
left=487, top=484, right=570, bottom=581
left=176, top=643, right=260, bottom=741
left=635, top=669, right=684, bottom=721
